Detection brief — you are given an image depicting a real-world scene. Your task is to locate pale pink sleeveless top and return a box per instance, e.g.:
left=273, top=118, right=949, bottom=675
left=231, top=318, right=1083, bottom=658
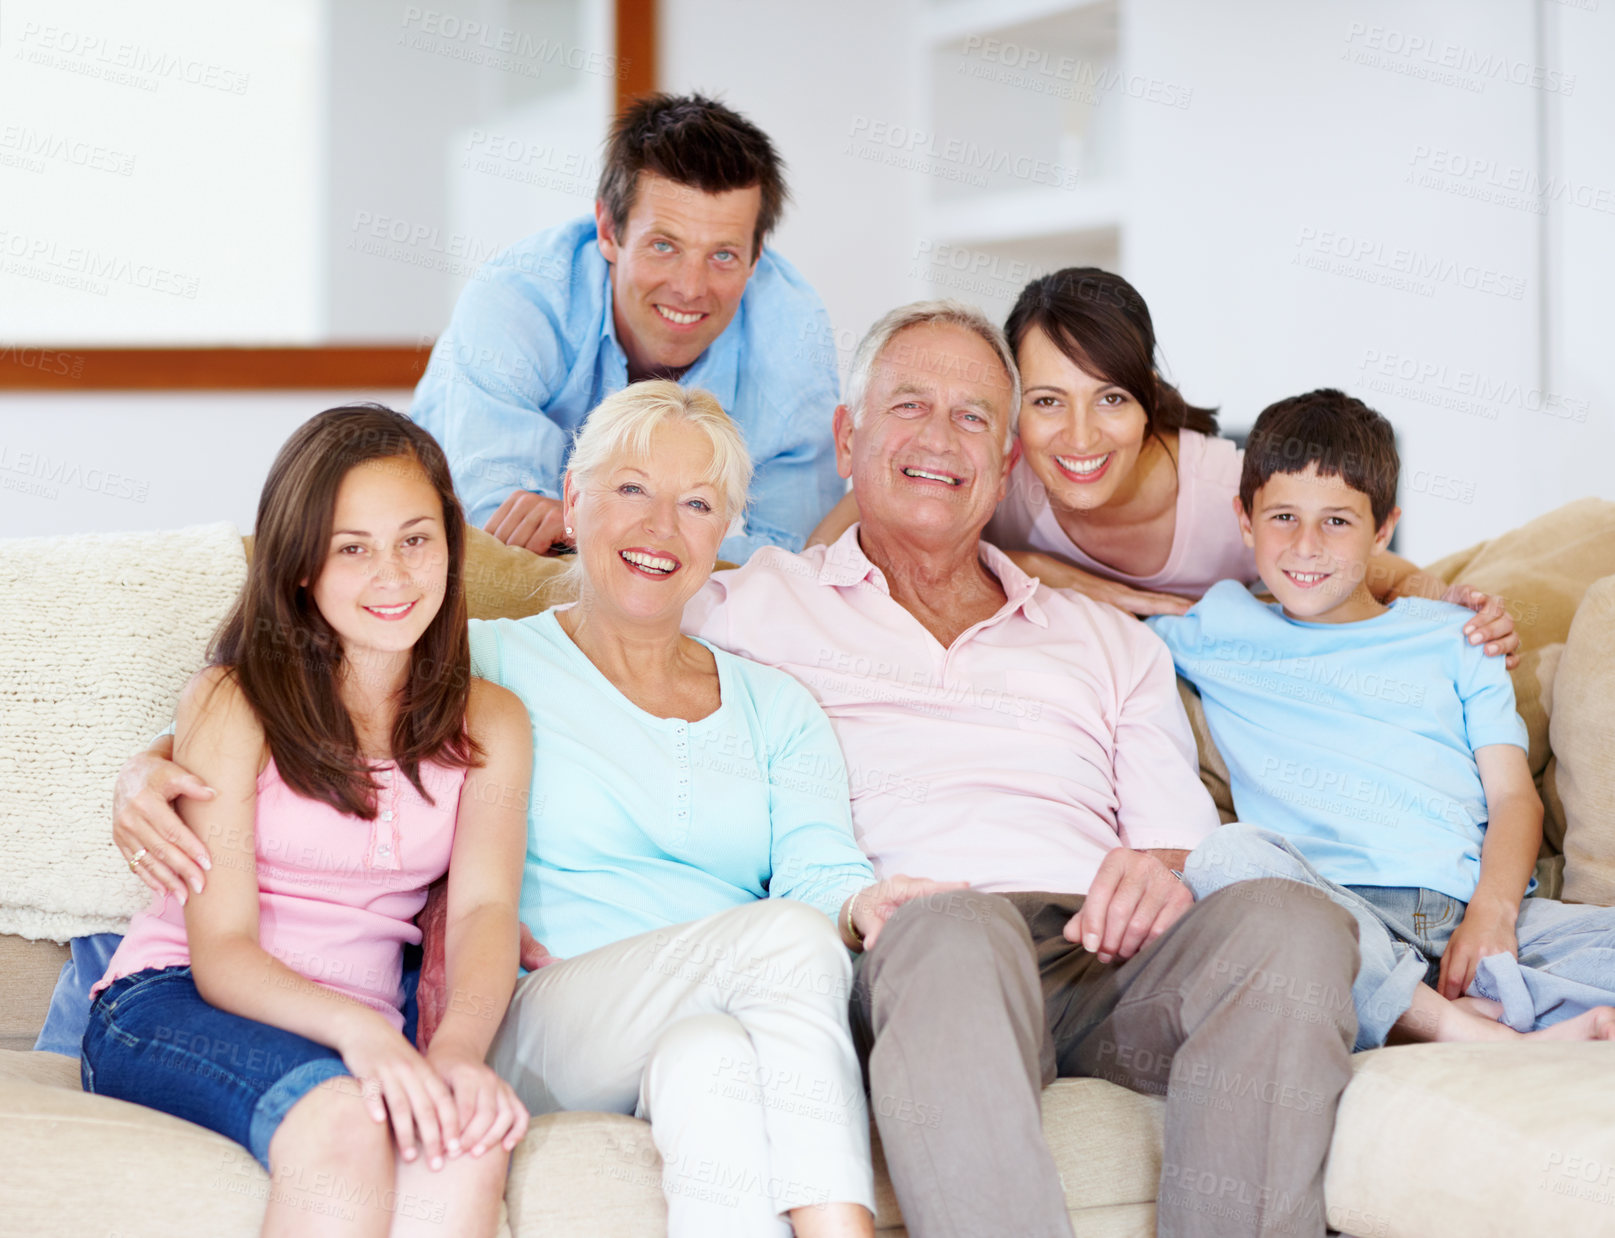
left=95, top=756, right=465, bottom=1032
left=987, top=429, right=1258, bottom=598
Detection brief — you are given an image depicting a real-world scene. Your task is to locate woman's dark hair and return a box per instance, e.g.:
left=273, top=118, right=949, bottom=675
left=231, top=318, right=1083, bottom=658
left=1004, top=268, right=1219, bottom=452
left=596, top=92, right=788, bottom=259
left=209, top=405, right=481, bottom=818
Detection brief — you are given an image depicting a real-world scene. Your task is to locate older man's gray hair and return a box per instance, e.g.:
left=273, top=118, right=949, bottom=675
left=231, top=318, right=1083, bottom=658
left=843, top=300, right=1022, bottom=450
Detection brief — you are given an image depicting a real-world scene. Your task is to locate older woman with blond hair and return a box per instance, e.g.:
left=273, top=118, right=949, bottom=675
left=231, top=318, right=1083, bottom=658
left=469, top=380, right=950, bottom=1238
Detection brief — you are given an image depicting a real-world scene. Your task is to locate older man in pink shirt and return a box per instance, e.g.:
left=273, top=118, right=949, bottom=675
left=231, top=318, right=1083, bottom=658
left=682, top=301, right=1361, bottom=1238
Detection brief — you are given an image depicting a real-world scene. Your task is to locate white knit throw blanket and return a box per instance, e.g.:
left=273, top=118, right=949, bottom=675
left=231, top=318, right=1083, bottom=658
left=0, top=522, right=247, bottom=941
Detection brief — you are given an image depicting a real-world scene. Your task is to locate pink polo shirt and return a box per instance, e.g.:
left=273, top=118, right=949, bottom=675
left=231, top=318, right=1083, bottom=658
left=95, top=757, right=464, bottom=1032
left=684, top=527, right=1218, bottom=895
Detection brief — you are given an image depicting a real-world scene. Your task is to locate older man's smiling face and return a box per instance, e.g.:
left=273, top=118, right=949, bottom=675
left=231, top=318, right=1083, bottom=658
left=835, top=321, right=1016, bottom=549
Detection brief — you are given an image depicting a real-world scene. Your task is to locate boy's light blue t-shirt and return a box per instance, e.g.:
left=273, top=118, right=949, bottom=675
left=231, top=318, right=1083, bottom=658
left=1147, top=582, right=1528, bottom=902
left=470, top=611, right=873, bottom=962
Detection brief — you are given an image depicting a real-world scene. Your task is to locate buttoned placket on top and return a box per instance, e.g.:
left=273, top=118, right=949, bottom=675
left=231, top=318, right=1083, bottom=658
left=670, top=719, right=692, bottom=847
left=368, top=765, right=403, bottom=871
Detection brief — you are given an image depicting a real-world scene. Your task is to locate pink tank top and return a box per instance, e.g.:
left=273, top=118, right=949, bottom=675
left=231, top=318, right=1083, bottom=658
left=96, top=756, right=465, bottom=1032
left=987, top=428, right=1258, bottom=598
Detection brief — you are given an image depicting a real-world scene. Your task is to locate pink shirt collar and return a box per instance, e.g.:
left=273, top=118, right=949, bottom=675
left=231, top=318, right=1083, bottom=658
left=816, top=524, right=1049, bottom=631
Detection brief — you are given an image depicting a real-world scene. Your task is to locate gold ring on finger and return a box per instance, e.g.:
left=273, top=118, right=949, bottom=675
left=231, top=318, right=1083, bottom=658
left=128, top=847, right=149, bottom=871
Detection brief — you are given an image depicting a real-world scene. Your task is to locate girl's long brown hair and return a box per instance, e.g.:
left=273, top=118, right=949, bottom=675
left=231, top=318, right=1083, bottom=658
left=209, top=405, right=481, bottom=818
left=1005, top=268, right=1220, bottom=451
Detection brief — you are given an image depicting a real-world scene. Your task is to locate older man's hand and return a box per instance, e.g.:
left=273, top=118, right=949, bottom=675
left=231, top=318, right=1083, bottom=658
left=1065, top=848, right=1193, bottom=965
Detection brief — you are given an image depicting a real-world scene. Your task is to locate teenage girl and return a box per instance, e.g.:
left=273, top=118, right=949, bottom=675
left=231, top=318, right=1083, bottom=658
left=84, top=406, right=534, bottom=1238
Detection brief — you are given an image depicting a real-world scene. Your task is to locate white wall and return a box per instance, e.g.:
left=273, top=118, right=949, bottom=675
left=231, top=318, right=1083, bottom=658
left=1544, top=0, right=1615, bottom=545
left=0, top=1, right=325, bottom=343
left=0, top=392, right=414, bottom=539
left=1123, top=0, right=1567, bottom=563
left=659, top=0, right=925, bottom=381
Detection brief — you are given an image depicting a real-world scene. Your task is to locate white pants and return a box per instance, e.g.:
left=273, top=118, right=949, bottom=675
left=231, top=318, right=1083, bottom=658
left=488, top=898, right=875, bottom=1236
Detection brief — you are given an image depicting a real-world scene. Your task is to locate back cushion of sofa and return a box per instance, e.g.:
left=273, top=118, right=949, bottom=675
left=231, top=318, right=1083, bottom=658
left=0, top=523, right=246, bottom=941
left=1549, top=575, right=1615, bottom=905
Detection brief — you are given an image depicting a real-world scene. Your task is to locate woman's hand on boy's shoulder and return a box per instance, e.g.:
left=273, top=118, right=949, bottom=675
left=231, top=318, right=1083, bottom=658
left=1444, top=584, right=1521, bottom=668
left=1386, top=577, right=1520, bottom=668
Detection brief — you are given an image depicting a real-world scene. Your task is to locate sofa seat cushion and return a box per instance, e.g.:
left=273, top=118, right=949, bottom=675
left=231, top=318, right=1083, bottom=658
left=10, top=1043, right=1613, bottom=1237
left=1325, top=1042, right=1615, bottom=1237
left=0, top=1048, right=515, bottom=1238
left=0, top=934, right=69, bottom=1052
left=501, top=1076, right=1167, bottom=1235
left=0, top=1046, right=78, bottom=1089
left=0, top=1048, right=1167, bottom=1237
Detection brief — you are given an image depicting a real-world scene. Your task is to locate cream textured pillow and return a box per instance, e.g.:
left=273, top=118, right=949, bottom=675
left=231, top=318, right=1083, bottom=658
left=0, top=523, right=247, bottom=940
left=1548, top=575, right=1615, bottom=905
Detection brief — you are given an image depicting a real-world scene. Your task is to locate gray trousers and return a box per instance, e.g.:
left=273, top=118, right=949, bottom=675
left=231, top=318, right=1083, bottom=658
left=851, top=879, right=1361, bottom=1238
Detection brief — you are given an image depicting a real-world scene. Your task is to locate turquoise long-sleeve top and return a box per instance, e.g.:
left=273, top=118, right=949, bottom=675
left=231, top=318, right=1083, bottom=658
left=469, top=610, right=873, bottom=961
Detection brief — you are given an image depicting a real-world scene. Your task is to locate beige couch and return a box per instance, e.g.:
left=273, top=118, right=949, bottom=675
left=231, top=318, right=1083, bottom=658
left=5, top=502, right=1615, bottom=1238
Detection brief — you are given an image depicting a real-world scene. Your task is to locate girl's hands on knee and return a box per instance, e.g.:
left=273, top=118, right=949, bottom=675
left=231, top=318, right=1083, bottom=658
left=428, top=1042, right=530, bottom=1158
left=339, top=1013, right=463, bottom=1170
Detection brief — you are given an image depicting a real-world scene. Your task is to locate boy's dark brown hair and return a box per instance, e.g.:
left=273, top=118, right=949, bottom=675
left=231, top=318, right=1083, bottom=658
left=1240, top=388, right=1400, bottom=526
left=596, top=92, right=788, bottom=260
left=1004, top=268, right=1220, bottom=459
left=209, top=405, right=481, bottom=819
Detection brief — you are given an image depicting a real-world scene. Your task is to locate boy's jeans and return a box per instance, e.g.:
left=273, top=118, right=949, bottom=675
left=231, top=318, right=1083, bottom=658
left=1187, top=824, right=1615, bottom=1048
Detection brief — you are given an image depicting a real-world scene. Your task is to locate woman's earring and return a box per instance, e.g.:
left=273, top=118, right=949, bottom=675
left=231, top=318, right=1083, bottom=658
left=565, top=526, right=572, bottom=536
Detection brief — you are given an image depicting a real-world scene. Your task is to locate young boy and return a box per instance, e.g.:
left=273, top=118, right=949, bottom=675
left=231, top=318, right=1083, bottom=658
left=1149, top=388, right=1615, bottom=1050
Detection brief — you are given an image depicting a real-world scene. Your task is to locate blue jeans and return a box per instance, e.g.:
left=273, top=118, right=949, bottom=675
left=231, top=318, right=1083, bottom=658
left=1186, top=824, right=1615, bottom=1049
left=37, top=935, right=422, bottom=1056
left=81, top=966, right=351, bottom=1170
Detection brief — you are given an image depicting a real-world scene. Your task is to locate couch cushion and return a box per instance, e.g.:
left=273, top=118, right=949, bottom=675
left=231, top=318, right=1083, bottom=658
left=0, top=1049, right=516, bottom=1238
left=1549, top=575, right=1615, bottom=904
left=0, top=1047, right=1166, bottom=1237
left=1325, top=1042, right=1615, bottom=1238
left=0, top=934, right=69, bottom=1052
left=501, top=1076, right=1168, bottom=1235
left=1423, top=497, right=1615, bottom=655
left=462, top=526, right=579, bottom=620
left=0, top=522, right=248, bottom=941
left=8, top=1042, right=1611, bottom=1238
left=1422, top=497, right=1615, bottom=852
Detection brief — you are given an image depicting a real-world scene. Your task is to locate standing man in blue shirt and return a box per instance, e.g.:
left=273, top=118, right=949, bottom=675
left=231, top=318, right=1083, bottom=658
left=411, top=93, right=843, bottom=564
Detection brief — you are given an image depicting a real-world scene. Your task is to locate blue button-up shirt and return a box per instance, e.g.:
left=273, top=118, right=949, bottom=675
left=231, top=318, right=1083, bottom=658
left=410, top=216, right=844, bottom=562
